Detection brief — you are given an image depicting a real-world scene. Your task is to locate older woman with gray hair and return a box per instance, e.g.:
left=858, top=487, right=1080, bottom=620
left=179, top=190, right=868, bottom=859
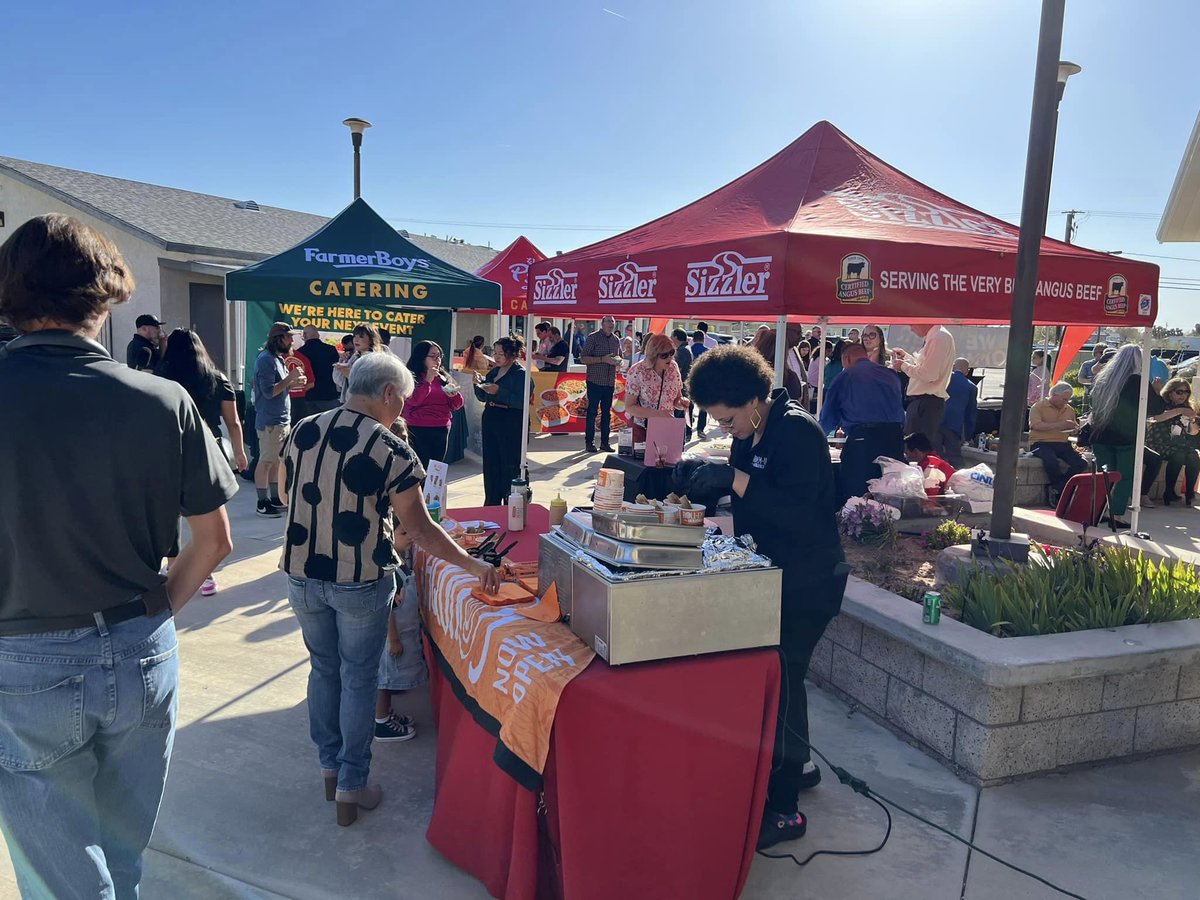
left=278, top=351, right=499, bottom=826
left=1028, top=381, right=1088, bottom=506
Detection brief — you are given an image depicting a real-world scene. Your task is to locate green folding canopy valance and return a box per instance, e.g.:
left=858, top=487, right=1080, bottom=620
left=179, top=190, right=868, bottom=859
left=225, top=197, right=501, bottom=310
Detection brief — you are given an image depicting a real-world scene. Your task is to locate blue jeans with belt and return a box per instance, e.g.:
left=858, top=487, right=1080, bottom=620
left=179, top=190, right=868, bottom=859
left=287, top=572, right=394, bottom=792
left=0, top=609, right=178, bottom=899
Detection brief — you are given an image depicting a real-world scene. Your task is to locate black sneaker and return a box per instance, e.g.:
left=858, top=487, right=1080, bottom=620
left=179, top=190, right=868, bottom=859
left=600, top=444, right=616, bottom=453
left=374, top=714, right=416, bottom=742
left=797, top=763, right=821, bottom=791
left=757, top=810, right=807, bottom=850
left=585, top=443, right=598, bottom=454
left=256, top=499, right=283, bottom=517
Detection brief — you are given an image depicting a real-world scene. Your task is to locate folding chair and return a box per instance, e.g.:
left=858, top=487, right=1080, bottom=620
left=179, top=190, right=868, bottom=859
left=1054, top=465, right=1121, bottom=529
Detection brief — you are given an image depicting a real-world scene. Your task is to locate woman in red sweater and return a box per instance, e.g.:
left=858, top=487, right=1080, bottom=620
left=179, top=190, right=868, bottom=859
left=403, top=341, right=464, bottom=468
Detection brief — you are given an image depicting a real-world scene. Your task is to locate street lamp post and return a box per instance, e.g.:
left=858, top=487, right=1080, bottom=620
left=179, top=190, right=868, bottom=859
left=342, top=117, right=372, bottom=200
left=981, top=2, right=1080, bottom=560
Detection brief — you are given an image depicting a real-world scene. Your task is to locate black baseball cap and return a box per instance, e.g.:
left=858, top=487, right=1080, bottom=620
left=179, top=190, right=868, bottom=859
left=135, top=314, right=165, bottom=328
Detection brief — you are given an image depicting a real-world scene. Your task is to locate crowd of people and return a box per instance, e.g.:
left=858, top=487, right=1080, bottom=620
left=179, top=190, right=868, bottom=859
left=4, top=212, right=1197, bottom=893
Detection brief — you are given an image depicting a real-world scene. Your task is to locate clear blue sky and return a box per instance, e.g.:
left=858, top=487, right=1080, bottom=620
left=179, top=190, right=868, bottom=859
left=4, top=0, right=1198, bottom=327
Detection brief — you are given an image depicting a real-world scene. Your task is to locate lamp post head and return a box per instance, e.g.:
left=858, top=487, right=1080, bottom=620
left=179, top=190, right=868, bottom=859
left=342, top=117, right=372, bottom=136
left=1056, top=61, right=1082, bottom=102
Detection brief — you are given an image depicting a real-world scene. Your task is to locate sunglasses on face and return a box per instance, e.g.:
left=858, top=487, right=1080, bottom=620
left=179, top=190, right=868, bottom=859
left=1173, top=389, right=1190, bottom=396
left=863, top=332, right=880, bottom=339
left=656, top=351, right=674, bottom=359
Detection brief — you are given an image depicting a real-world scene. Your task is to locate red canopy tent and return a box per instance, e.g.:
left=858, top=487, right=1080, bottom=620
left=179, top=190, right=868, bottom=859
left=475, top=235, right=548, bottom=316
left=526, top=121, right=1159, bottom=326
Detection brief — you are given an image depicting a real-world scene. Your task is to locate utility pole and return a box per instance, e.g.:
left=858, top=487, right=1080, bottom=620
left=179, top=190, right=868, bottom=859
left=1063, top=209, right=1081, bottom=244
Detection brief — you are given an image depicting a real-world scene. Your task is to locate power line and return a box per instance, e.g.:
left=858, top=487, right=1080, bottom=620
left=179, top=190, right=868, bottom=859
left=383, top=215, right=625, bottom=233
left=1114, top=251, right=1200, bottom=264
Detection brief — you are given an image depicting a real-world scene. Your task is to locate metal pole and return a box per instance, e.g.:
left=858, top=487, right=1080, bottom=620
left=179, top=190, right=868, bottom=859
left=1130, top=326, right=1153, bottom=533
left=519, top=318, right=533, bottom=473
left=351, top=137, right=363, bottom=199
left=987, top=0, right=1067, bottom=547
left=815, top=317, right=829, bottom=419
left=773, top=316, right=787, bottom=389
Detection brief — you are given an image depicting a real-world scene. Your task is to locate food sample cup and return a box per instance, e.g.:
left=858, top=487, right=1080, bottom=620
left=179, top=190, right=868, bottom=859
left=679, top=507, right=705, bottom=526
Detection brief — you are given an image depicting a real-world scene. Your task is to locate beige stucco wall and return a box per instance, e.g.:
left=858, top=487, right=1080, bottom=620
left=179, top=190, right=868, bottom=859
left=0, top=174, right=244, bottom=357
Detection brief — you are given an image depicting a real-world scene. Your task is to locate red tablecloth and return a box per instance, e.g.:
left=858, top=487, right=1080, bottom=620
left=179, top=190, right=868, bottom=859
left=424, top=506, right=781, bottom=900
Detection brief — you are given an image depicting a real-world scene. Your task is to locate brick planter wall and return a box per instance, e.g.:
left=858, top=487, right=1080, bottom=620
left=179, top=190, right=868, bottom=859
left=811, top=577, right=1200, bottom=784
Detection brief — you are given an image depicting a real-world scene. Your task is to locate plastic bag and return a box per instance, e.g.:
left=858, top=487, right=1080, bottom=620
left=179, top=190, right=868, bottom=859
left=866, top=457, right=926, bottom=498
left=947, top=463, right=995, bottom=512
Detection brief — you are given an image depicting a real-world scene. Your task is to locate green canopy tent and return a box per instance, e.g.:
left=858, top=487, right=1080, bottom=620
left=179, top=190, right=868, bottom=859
left=226, top=197, right=501, bottom=378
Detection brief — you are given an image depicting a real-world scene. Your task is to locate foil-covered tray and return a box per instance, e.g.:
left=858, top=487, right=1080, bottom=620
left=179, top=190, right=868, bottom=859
left=558, top=512, right=703, bottom=570
left=589, top=510, right=706, bottom=547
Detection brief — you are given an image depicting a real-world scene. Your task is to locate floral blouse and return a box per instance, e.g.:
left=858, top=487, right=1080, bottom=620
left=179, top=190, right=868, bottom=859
left=625, top=358, right=683, bottom=427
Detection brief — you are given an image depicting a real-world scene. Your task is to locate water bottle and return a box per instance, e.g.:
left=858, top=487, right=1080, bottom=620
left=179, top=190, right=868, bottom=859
left=427, top=499, right=441, bottom=523
left=508, top=484, right=526, bottom=532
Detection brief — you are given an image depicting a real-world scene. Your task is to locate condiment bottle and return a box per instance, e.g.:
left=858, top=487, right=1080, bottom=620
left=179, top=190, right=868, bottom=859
left=549, top=494, right=567, bottom=526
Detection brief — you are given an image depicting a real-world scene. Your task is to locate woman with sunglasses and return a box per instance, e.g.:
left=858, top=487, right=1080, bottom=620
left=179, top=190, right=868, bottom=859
left=624, top=333, right=688, bottom=441
left=1148, top=377, right=1200, bottom=506
left=860, top=325, right=889, bottom=365
left=679, top=345, right=847, bottom=852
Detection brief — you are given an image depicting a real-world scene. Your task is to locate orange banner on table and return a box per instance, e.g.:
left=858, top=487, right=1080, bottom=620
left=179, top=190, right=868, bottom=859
left=417, top=551, right=596, bottom=786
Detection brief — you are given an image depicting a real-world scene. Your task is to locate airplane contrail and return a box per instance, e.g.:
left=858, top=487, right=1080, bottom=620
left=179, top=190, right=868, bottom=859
left=602, top=8, right=628, bottom=19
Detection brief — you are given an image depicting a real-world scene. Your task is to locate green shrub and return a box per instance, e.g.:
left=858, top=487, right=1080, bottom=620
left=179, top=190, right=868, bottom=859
left=925, top=520, right=972, bottom=551
left=941, top=543, right=1200, bottom=637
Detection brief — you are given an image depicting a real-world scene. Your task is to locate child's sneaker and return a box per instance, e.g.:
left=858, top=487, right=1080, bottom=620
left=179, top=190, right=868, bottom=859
left=374, top=714, right=416, bottom=742
left=200, top=577, right=218, bottom=597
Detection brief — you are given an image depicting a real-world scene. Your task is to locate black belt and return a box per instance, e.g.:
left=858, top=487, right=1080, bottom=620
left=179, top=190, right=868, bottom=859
left=486, top=402, right=516, bottom=410
left=0, top=593, right=168, bottom=636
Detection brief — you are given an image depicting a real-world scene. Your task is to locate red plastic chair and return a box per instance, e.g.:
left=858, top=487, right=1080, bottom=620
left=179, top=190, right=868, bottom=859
left=1054, top=470, right=1121, bottom=528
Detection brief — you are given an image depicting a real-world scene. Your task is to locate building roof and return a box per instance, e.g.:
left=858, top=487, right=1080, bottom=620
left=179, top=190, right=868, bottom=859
left=1158, top=110, right=1200, bottom=242
left=0, top=155, right=498, bottom=270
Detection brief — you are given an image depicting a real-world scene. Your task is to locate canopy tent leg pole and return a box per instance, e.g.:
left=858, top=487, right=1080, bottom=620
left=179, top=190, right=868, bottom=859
left=518, top=352, right=532, bottom=480
left=1130, top=326, right=1152, bottom=534
left=496, top=311, right=504, bottom=342
left=773, top=316, right=787, bottom=389
left=449, top=309, right=458, bottom=358
left=815, top=317, right=829, bottom=421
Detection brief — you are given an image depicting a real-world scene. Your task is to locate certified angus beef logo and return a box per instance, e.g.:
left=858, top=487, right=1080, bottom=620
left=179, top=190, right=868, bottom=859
left=836, top=253, right=874, bottom=304
left=685, top=250, right=771, bottom=303
left=531, top=267, right=579, bottom=304
left=597, top=261, right=658, bottom=303
left=1104, top=273, right=1129, bottom=317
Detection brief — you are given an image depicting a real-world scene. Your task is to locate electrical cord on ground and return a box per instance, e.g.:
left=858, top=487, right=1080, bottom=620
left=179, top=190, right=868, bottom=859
left=765, top=719, right=1088, bottom=900
left=762, top=654, right=1088, bottom=899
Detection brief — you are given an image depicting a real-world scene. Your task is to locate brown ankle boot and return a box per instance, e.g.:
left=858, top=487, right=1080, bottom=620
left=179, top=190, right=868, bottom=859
left=335, top=784, right=383, bottom=826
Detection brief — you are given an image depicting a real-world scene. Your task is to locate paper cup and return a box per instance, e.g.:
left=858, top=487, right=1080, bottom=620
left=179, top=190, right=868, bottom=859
left=596, top=468, right=625, bottom=489
left=679, top=507, right=705, bottom=526
left=658, top=504, right=681, bottom=525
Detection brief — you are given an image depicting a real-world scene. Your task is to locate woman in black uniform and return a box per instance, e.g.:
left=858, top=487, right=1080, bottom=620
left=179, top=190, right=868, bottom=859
left=473, top=336, right=532, bottom=506
left=682, top=345, right=848, bottom=850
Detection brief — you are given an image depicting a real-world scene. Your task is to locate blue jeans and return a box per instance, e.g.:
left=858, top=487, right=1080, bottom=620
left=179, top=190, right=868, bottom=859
left=287, top=573, right=394, bottom=792
left=0, top=610, right=178, bottom=899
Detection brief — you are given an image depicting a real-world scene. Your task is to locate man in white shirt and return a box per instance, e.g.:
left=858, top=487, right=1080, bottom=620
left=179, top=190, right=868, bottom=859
left=697, top=321, right=719, bottom=350
left=892, top=324, right=956, bottom=448
left=1026, top=350, right=1047, bottom=407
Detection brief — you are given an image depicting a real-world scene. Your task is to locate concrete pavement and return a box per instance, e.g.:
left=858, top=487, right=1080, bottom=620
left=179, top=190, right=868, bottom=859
left=2, top=432, right=1198, bottom=899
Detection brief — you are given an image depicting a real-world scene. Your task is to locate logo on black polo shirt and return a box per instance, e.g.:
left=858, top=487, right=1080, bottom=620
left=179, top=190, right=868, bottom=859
left=836, top=253, right=874, bottom=304
left=752, top=454, right=768, bottom=470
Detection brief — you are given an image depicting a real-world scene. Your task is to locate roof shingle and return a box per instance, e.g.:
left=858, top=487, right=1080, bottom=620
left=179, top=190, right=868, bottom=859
left=0, top=156, right=498, bottom=271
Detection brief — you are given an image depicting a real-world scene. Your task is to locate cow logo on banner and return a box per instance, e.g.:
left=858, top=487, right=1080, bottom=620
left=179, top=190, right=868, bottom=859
left=1138, top=294, right=1152, bottom=317
left=598, top=261, right=658, bottom=303
left=1104, top=274, right=1129, bottom=317
left=684, top=250, right=771, bottom=303
left=531, top=267, right=579, bottom=305
left=836, top=253, right=875, bottom=304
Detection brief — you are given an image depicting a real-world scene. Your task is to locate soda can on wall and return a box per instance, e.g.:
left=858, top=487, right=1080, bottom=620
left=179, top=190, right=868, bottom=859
left=922, top=591, right=941, bottom=625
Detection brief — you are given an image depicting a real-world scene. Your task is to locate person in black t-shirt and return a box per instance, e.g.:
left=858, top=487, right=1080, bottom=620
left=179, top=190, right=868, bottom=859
left=539, top=326, right=570, bottom=373
left=296, top=325, right=342, bottom=417
left=0, top=214, right=236, bottom=897
left=126, top=313, right=165, bottom=370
